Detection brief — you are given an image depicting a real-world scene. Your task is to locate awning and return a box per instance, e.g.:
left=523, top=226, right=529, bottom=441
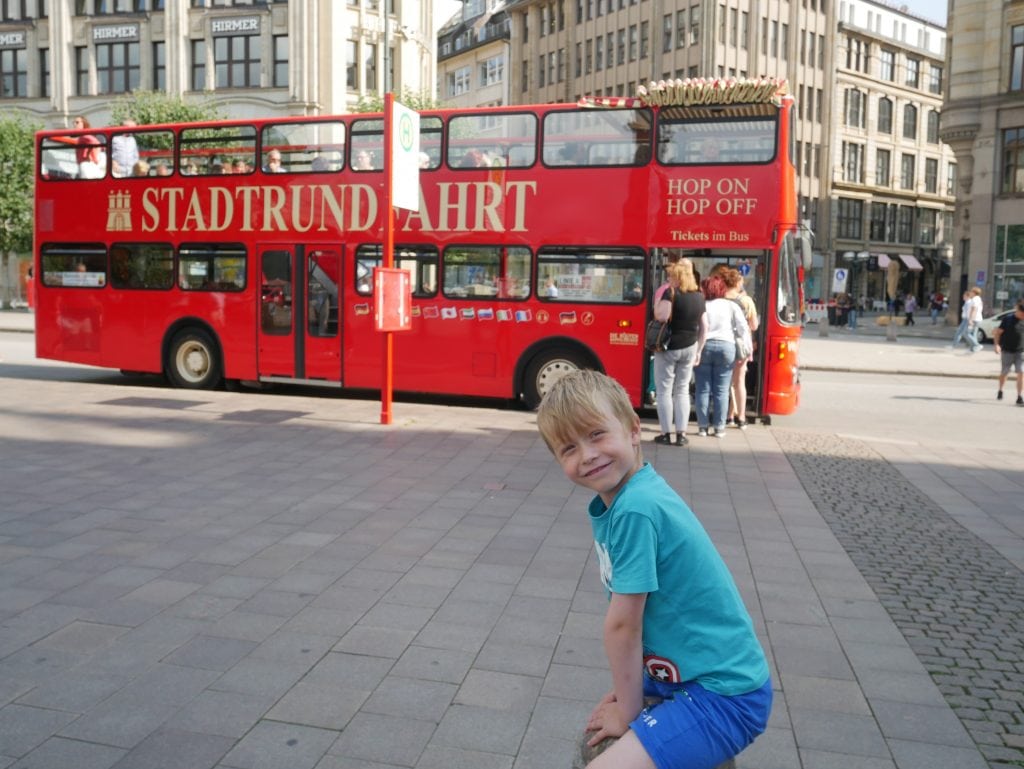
left=898, top=253, right=924, bottom=271
left=875, top=253, right=892, bottom=268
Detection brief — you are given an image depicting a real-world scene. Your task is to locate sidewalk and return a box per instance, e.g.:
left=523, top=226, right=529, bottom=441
left=1, top=353, right=1018, bottom=767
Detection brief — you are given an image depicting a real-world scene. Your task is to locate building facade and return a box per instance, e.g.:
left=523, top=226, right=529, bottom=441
left=436, top=0, right=512, bottom=109
left=830, top=0, right=956, bottom=308
left=0, top=0, right=439, bottom=129
left=941, top=0, right=1024, bottom=314
left=438, top=0, right=956, bottom=307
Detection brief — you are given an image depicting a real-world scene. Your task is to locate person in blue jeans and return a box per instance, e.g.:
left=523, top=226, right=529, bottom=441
left=694, top=274, right=750, bottom=437
left=536, top=370, right=772, bottom=769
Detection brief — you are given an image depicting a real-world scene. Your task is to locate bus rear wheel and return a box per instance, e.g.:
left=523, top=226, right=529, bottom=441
left=166, top=328, right=222, bottom=389
left=523, top=348, right=588, bottom=409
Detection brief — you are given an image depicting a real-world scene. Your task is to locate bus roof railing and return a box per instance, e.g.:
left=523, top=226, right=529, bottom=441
left=579, top=77, right=789, bottom=110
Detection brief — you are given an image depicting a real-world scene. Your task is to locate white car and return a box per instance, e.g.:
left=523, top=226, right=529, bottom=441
left=976, top=309, right=1015, bottom=344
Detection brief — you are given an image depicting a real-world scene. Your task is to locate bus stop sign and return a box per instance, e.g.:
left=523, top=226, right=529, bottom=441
left=374, top=267, right=412, bottom=332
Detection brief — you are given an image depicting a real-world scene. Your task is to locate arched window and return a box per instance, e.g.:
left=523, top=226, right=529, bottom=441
left=902, top=104, right=918, bottom=140
left=877, top=97, right=893, bottom=133
left=927, top=110, right=940, bottom=143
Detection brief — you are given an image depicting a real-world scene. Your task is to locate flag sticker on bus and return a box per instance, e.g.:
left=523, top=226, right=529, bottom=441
left=422, top=306, right=439, bottom=319
left=354, top=303, right=370, bottom=316
left=514, top=310, right=531, bottom=323
left=496, top=310, right=512, bottom=322
left=559, top=311, right=578, bottom=325
left=477, top=308, right=494, bottom=320
left=441, top=307, right=457, bottom=319
left=460, top=308, right=475, bottom=320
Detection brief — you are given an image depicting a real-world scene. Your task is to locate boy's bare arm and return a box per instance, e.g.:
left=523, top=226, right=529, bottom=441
left=596, top=592, right=647, bottom=734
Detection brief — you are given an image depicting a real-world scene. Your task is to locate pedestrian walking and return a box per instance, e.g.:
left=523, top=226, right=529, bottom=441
left=993, top=299, right=1024, bottom=405
left=904, top=293, right=917, bottom=326
left=929, top=292, right=944, bottom=324
left=535, top=370, right=772, bottom=769
left=951, top=287, right=983, bottom=352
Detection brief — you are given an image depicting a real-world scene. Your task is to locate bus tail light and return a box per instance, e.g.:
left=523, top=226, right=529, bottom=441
left=778, top=340, right=791, bottom=360
left=618, top=319, right=632, bottom=328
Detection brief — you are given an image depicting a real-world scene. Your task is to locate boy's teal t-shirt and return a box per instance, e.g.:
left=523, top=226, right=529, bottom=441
left=588, top=463, right=769, bottom=696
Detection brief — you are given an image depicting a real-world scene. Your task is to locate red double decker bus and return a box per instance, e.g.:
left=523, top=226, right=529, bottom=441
left=33, top=77, right=807, bottom=416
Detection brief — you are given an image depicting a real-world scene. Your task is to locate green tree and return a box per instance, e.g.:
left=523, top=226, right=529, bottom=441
left=352, top=89, right=441, bottom=113
left=0, top=111, right=39, bottom=309
left=110, top=90, right=223, bottom=127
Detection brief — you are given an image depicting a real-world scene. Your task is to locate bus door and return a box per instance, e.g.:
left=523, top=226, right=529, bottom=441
left=257, top=245, right=342, bottom=383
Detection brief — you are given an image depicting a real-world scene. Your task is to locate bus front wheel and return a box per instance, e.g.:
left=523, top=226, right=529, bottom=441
left=166, top=329, right=222, bottom=389
left=522, top=348, right=588, bottom=410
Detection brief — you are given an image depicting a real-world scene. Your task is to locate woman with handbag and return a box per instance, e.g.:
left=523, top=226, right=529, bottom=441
left=652, top=260, right=706, bottom=446
left=694, top=273, right=751, bottom=437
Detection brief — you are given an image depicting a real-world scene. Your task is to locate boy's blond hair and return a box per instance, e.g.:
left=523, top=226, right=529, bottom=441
left=536, top=369, right=638, bottom=452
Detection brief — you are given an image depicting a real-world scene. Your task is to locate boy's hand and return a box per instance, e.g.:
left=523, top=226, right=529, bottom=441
left=585, top=695, right=631, bottom=746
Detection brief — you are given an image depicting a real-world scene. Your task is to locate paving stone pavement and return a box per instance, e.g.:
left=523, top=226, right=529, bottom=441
left=776, top=430, right=1024, bottom=769
left=0, top=375, right=1015, bottom=769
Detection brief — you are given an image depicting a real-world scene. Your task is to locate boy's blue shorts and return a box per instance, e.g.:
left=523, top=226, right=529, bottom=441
left=629, top=674, right=773, bottom=769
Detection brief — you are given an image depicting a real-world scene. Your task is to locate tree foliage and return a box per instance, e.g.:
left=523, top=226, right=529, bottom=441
left=352, top=89, right=442, bottom=114
left=0, top=111, right=40, bottom=255
left=111, top=90, right=224, bottom=127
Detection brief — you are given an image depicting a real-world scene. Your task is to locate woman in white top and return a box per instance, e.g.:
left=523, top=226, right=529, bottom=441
left=723, top=269, right=759, bottom=429
left=693, top=273, right=751, bottom=437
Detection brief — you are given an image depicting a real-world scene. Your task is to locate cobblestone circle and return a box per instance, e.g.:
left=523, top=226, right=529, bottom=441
left=775, top=430, right=1024, bottom=769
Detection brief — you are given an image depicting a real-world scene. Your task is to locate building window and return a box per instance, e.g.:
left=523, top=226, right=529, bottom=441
left=521, top=59, right=527, bottom=92
left=629, top=24, right=637, bottom=60
left=273, top=35, right=288, bottom=87
left=946, top=162, right=957, bottom=196
left=900, top=153, right=915, bottom=189
left=878, top=97, right=892, bottom=133
left=479, top=54, right=504, bottom=87
left=662, top=13, right=672, bottom=52
left=875, top=148, right=890, bottom=187
left=905, top=56, right=920, bottom=88
left=924, top=157, right=938, bottom=193
left=845, top=88, right=864, bottom=128
left=1001, top=127, right=1024, bottom=194
left=928, top=64, right=942, bottom=94
left=448, top=65, right=470, bottom=96
left=843, top=142, right=864, bottom=183
left=152, top=40, right=165, bottom=90
left=346, top=40, right=357, bottom=90
left=640, top=20, right=648, bottom=58
left=741, top=11, right=748, bottom=49
left=837, top=198, right=863, bottom=239
left=770, top=20, right=778, bottom=56
left=897, top=205, right=913, bottom=243
left=190, top=39, right=205, bottom=90
left=364, top=42, right=377, bottom=91
left=595, top=35, right=603, bottom=69
left=903, top=104, right=917, bottom=140
left=96, top=41, right=140, bottom=93
left=918, top=208, right=937, bottom=244
left=1012, top=26, right=1024, bottom=90
left=689, top=4, right=700, bottom=44
left=676, top=10, right=686, bottom=48
left=214, top=33, right=261, bottom=88
left=617, top=29, right=625, bottom=64
left=869, top=201, right=887, bottom=241
left=926, top=110, right=939, bottom=143
left=39, top=47, right=49, bottom=97
left=879, top=49, right=894, bottom=81
left=0, top=47, right=27, bottom=97
left=75, top=45, right=89, bottom=95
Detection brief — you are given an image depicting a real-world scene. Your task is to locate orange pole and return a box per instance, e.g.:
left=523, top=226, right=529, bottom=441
left=380, top=92, right=395, bottom=425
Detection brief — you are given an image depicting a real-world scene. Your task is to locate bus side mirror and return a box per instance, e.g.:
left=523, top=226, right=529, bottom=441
left=799, top=229, right=813, bottom=270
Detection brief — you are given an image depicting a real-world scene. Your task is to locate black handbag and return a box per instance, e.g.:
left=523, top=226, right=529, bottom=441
left=646, top=288, right=674, bottom=353
left=645, top=319, right=670, bottom=352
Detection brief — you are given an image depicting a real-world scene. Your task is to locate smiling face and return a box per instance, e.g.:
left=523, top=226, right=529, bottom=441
left=550, top=405, right=642, bottom=507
